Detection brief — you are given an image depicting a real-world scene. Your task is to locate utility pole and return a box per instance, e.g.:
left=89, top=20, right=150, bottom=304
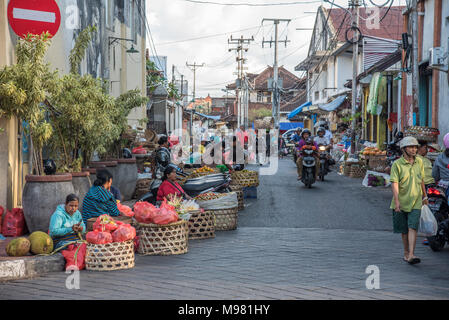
left=186, top=62, right=205, bottom=140
left=411, top=0, right=419, bottom=127
left=262, top=18, right=291, bottom=130
left=228, top=35, right=254, bottom=129
left=350, top=1, right=360, bottom=155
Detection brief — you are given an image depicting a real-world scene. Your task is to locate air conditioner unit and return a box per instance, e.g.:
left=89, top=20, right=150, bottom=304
left=429, top=47, right=444, bottom=67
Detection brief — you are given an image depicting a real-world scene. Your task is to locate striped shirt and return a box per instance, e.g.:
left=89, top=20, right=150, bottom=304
left=81, top=185, right=120, bottom=224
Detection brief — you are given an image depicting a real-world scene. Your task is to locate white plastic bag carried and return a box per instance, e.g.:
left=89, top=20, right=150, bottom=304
left=418, top=205, right=438, bottom=236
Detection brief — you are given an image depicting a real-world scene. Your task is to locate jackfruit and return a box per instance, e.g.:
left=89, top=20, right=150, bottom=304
left=29, top=231, right=53, bottom=255
left=6, top=238, right=31, bottom=257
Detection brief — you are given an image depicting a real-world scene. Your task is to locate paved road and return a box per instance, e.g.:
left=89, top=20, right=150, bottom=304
left=1, top=158, right=449, bottom=300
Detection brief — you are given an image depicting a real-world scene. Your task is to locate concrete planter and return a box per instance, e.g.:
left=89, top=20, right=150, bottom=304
left=115, top=158, right=138, bottom=201
left=22, top=174, right=74, bottom=233
left=71, top=172, right=92, bottom=211
left=82, top=165, right=105, bottom=184
left=89, top=161, right=118, bottom=181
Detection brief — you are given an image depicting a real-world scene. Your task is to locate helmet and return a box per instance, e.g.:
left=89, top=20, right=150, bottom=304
left=43, top=159, right=56, bottom=175
left=305, top=137, right=313, bottom=145
left=301, top=129, right=311, bottom=137
left=444, top=133, right=449, bottom=149
left=399, top=136, right=419, bottom=149
left=317, top=127, right=325, bottom=134
left=122, top=148, right=132, bottom=159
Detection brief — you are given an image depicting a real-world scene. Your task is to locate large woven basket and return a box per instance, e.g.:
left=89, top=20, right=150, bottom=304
left=349, top=166, right=366, bottom=178
left=205, top=207, right=238, bottom=231
left=189, top=169, right=220, bottom=179
left=134, top=219, right=189, bottom=255
left=187, top=210, right=215, bottom=240
left=230, top=170, right=259, bottom=187
left=85, top=240, right=135, bottom=271
left=229, top=185, right=244, bottom=211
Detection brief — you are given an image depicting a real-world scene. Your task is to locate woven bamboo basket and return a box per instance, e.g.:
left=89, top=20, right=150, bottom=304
left=349, top=166, right=366, bottom=178
left=189, top=169, right=220, bottom=179
left=85, top=240, right=135, bottom=271
left=229, top=185, right=244, bottom=211
left=230, top=170, right=259, bottom=187
left=205, top=207, right=238, bottom=231
left=134, top=219, right=189, bottom=255
left=187, top=210, right=215, bottom=240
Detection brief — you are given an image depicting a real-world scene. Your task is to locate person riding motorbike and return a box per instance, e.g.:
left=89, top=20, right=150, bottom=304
left=432, top=133, right=449, bottom=198
left=296, top=129, right=319, bottom=180
left=314, top=127, right=331, bottom=151
left=291, top=128, right=302, bottom=144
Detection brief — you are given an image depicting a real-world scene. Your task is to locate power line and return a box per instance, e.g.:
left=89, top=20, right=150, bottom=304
left=179, top=0, right=323, bottom=6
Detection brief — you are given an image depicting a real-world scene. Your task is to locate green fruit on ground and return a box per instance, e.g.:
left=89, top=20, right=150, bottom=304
left=29, top=231, right=54, bottom=255
left=6, top=238, right=31, bottom=257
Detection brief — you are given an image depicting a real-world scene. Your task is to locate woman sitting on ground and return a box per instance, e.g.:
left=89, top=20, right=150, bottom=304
left=49, top=194, right=86, bottom=250
left=81, top=169, right=121, bottom=224
left=157, top=166, right=192, bottom=202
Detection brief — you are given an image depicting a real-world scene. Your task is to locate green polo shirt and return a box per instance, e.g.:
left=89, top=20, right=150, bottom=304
left=417, top=155, right=435, bottom=185
left=390, top=156, right=425, bottom=212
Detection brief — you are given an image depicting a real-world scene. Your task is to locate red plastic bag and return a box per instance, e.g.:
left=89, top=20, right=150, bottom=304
left=132, top=146, right=147, bottom=154
left=133, top=236, right=139, bottom=252
left=152, top=199, right=178, bottom=225
left=0, top=206, right=4, bottom=233
left=134, top=202, right=159, bottom=224
left=112, top=224, right=136, bottom=242
left=61, top=243, right=87, bottom=271
left=117, top=203, right=134, bottom=217
left=92, top=214, right=118, bottom=232
left=86, top=230, right=112, bottom=244
left=2, top=208, right=28, bottom=237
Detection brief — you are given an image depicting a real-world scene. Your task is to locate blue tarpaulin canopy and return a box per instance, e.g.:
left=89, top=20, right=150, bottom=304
left=318, top=95, right=347, bottom=112
left=279, top=122, right=304, bottom=131
left=287, top=101, right=312, bottom=119
left=194, top=111, right=221, bottom=121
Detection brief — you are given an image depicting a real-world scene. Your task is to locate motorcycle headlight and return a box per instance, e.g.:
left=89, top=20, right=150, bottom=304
left=319, top=146, right=326, bottom=151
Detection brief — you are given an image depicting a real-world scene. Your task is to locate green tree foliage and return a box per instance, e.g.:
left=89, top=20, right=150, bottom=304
left=0, top=33, right=61, bottom=175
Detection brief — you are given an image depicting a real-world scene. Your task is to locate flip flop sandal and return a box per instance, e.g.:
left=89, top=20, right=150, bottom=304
left=408, top=257, right=421, bottom=264
left=403, top=257, right=408, bottom=262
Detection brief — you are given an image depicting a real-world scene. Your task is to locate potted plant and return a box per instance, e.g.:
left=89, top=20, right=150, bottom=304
left=0, top=33, right=75, bottom=232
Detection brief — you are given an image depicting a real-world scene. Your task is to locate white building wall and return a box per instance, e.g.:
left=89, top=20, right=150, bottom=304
left=438, top=0, right=449, bottom=144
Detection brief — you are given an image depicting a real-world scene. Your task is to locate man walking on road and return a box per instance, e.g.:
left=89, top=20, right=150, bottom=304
left=390, top=137, right=428, bottom=264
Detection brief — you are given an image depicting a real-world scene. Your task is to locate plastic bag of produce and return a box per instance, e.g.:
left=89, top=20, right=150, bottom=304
left=362, top=170, right=391, bottom=188
left=2, top=208, right=28, bottom=237
left=196, top=192, right=238, bottom=210
left=86, top=230, right=113, bottom=244
left=112, top=224, right=136, bottom=242
left=117, top=203, right=134, bottom=217
left=151, top=199, right=179, bottom=225
left=93, top=214, right=118, bottom=232
left=418, top=205, right=438, bottom=236
left=134, top=202, right=159, bottom=224
left=61, top=243, right=87, bottom=271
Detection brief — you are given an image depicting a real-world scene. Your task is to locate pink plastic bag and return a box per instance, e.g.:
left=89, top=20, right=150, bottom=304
left=86, top=230, right=112, bottom=244
left=134, top=202, right=159, bottom=224
left=112, top=224, right=136, bottom=242
left=2, top=208, right=28, bottom=237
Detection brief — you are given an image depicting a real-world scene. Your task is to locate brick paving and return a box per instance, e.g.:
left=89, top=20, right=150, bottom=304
left=1, top=159, right=449, bottom=299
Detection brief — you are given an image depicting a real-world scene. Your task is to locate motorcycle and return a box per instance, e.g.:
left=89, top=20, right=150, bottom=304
left=386, top=131, right=403, bottom=167
left=318, top=145, right=330, bottom=181
left=300, top=146, right=317, bottom=188
left=138, top=164, right=232, bottom=205
left=426, top=182, right=449, bottom=251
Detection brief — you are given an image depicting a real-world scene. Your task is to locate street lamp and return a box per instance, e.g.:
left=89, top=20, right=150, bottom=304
left=108, top=37, right=139, bottom=54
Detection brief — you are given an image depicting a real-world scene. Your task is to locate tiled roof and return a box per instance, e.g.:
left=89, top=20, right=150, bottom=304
left=326, top=6, right=405, bottom=42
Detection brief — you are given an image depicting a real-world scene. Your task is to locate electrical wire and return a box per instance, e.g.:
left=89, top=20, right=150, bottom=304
left=179, top=0, right=323, bottom=6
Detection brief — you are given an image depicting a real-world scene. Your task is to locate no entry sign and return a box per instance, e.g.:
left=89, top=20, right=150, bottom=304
left=7, top=0, right=61, bottom=38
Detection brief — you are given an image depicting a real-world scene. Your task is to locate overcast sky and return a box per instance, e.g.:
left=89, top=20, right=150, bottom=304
left=146, top=0, right=405, bottom=99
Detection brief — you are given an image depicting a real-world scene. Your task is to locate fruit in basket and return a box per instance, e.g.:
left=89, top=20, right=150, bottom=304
left=195, top=192, right=225, bottom=201
left=193, top=166, right=215, bottom=174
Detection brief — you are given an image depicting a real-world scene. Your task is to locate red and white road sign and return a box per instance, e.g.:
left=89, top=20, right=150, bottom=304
left=7, top=0, right=61, bottom=38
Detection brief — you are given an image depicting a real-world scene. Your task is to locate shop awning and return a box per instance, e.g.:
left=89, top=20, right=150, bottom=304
left=318, top=95, right=347, bottom=112
left=287, top=101, right=312, bottom=119
left=192, top=111, right=221, bottom=121
left=279, top=122, right=304, bottom=131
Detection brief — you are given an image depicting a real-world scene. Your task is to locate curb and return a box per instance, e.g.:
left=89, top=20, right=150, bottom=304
left=0, top=254, right=65, bottom=282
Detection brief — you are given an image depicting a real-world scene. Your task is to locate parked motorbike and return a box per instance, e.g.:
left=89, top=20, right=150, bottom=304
left=426, top=183, right=449, bottom=251
left=300, top=146, right=317, bottom=188
left=138, top=164, right=231, bottom=204
left=386, top=131, right=403, bottom=166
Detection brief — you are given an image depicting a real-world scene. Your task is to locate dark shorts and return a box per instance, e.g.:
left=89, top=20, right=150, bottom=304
left=392, top=209, right=421, bottom=234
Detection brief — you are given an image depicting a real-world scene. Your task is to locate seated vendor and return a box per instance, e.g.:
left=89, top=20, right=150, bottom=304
left=49, top=194, right=86, bottom=250
left=157, top=166, right=192, bottom=202
left=81, top=169, right=121, bottom=224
